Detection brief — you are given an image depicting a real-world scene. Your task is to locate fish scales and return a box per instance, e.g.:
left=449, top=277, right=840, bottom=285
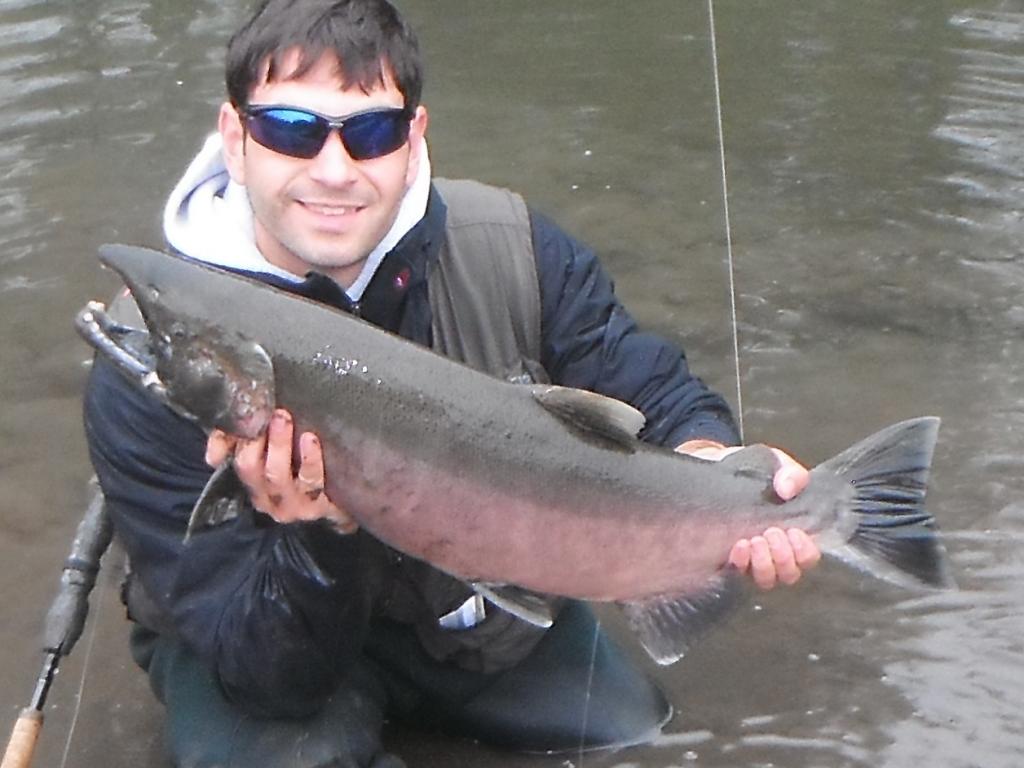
left=274, top=347, right=814, bottom=599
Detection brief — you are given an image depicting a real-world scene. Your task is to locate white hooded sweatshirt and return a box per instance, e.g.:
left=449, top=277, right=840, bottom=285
left=161, top=133, right=432, bottom=301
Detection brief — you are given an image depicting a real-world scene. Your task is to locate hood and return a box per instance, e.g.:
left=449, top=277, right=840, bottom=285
left=162, top=132, right=432, bottom=301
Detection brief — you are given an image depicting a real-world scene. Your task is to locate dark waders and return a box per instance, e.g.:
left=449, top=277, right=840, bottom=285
left=132, top=600, right=670, bottom=768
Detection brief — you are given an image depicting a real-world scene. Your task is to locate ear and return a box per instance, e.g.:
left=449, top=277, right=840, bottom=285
left=405, top=105, right=429, bottom=188
left=218, top=102, right=247, bottom=185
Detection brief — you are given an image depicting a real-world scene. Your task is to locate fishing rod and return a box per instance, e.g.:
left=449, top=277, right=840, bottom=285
left=1, top=480, right=114, bottom=768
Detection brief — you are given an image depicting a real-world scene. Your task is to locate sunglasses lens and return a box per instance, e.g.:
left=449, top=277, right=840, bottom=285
left=245, top=107, right=410, bottom=161
left=247, top=108, right=327, bottom=159
left=340, top=110, right=410, bottom=160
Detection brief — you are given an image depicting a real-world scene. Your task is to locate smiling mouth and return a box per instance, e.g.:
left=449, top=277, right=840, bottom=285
left=302, top=202, right=364, bottom=216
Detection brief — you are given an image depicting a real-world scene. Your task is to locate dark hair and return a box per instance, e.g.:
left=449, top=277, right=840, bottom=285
left=225, top=0, right=423, bottom=111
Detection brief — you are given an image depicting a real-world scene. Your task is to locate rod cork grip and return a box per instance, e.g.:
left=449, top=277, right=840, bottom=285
left=1, top=709, right=43, bottom=768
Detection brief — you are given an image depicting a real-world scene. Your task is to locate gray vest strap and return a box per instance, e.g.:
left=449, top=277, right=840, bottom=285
left=413, top=179, right=558, bottom=669
left=428, top=178, right=547, bottom=383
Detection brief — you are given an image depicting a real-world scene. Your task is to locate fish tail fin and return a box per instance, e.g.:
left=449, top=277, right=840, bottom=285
left=818, top=416, right=955, bottom=589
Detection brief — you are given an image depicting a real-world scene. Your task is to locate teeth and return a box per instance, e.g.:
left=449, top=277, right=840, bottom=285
left=305, top=203, right=356, bottom=216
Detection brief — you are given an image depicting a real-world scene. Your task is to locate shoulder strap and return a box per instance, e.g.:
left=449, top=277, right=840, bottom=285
left=428, top=178, right=548, bottom=383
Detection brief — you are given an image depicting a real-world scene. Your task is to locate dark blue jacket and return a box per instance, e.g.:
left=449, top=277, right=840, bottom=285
left=84, top=184, right=739, bottom=719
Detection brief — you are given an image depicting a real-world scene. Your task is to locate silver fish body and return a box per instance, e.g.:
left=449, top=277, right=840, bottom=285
left=80, top=244, right=954, bottom=663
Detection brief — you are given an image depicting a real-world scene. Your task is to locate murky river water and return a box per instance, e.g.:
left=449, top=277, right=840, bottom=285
left=2, top=1, right=1023, bottom=766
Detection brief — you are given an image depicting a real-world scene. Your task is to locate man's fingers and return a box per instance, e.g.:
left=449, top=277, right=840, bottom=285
left=233, top=432, right=267, bottom=481
left=728, top=538, right=752, bottom=571
left=748, top=535, right=777, bottom=590
left=788, top=528, right=821, bottom=570
left=297, top=432, right=326, bottom=498
left=225, top=432, right=270, bottom=512
left=296, top=432, right=357, bottom=531
left=733, top=528, right=821, bottom=591
left=263, top=410, right=294, bottom=487
left=765, top=527, right=800, bottom=585
left=205, top=430, right=237, bottom=467
left=675, top=441, right=743, bottom=462
left=770, top=448, right=809, bottom=501
left=207, top=413, right=356, bottom=531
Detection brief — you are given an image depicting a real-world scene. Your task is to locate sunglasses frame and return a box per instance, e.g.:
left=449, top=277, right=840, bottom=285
left=241, top=103, right=412, bottom=161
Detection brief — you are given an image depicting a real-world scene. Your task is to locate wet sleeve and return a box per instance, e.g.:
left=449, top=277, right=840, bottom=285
left=532, top=211, right=740, bottom=448
left=82, top=356, right=372, bottom=719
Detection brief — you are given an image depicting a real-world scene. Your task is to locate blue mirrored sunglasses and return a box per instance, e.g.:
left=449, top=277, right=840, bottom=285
left=242, top=104, right=412, bottom=161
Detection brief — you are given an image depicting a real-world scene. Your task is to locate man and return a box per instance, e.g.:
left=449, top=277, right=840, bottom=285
left=84, top=1, right=820, bottom=766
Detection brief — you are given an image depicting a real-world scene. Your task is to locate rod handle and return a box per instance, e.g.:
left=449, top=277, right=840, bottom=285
left=1, top=709, right=42, bottom=768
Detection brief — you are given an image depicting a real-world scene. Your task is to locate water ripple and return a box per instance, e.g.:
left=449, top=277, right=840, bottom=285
left=0, top=14, right=65, bottom=47
left=934, top=8, right=1024, bottom=228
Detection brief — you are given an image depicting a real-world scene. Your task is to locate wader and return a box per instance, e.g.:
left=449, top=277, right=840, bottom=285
left=131, top=179, right=670, bottom=767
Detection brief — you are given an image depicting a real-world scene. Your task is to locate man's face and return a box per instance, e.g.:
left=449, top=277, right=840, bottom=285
left=219, top=51, right=428, bottom=287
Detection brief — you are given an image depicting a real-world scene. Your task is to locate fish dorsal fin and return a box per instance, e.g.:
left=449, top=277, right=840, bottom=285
left=530, top=384, right=645, bottom=451
left=719, top=444, right=778, bottom=482
left=619, top=569, right=745, bottom=665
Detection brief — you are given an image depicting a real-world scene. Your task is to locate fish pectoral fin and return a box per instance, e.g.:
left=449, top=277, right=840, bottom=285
left=620, top=569, right=745, bottom=665
left=185, top=459, right=250, bottom=542
left=530, top=385, right=645, bottom=451
left=471, top=583, right=556, bottom=628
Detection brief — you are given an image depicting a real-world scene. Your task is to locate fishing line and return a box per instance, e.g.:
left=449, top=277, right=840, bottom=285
left=576, top=616, right=602, bottom=768
left=57, top=563, right=109, bottom=768
left=706, top=0, right=745, bottom=442
left=573, top=7, right=742, bottom=761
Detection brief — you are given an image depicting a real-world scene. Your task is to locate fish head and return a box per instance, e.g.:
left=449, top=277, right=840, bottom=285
left=98, top=243, right=276, bottom=438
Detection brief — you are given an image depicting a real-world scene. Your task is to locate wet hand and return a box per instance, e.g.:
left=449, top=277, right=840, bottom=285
left=767, top=446, right=810, bottom=502
left=728, top=527, right=820, bottom=590
left=205, top=409, right=358, bottom=533
left=675, top=440, right=820, bottom=589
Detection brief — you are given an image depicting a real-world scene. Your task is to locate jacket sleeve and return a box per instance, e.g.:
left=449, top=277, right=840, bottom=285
left=83, top=356, right=372, bottom=719
left=532, top=211, right=740, bottom=448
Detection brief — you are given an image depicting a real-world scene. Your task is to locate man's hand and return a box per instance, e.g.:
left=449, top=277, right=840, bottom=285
left=206, top=409, right=358, bottom=533
left=727, top=527, right=820, bottom=590
left=676, top=439, right=821, bottom=589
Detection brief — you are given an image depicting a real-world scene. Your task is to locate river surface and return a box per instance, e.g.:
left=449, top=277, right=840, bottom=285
left=1, top=1, right=1023, bottom=767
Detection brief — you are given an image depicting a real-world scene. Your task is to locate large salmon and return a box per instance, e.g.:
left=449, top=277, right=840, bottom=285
left=77, top=244, right=954, bottom=664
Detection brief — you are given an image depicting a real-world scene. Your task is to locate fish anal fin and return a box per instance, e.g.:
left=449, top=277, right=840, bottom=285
left=530, top=385, right=645, bottom=452
left=472, top=582, right=557, bottom=628
left=620, top=569, right=745, bottom=665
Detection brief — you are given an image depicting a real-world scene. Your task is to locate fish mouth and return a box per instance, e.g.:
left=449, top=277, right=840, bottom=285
left=80, top=244, right=278, bottom=438
left=82, top=244, right=175, bottom=391
left=75, top=298, right=189, bottom=420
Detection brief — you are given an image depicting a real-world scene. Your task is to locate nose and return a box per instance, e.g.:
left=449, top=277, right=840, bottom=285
left=306, top=129, right=358, bottom=185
